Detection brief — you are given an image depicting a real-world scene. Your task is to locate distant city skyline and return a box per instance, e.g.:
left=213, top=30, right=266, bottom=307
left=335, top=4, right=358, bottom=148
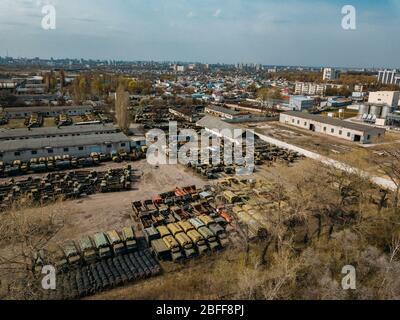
left=1, top=0, right=399, bottom=68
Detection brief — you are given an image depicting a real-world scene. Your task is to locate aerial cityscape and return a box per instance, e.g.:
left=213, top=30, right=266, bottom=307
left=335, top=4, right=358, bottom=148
left=1, top=0, right=400, bottom=307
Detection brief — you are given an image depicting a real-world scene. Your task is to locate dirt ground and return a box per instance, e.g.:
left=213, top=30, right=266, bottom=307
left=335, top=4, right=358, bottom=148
left=246, top=121, right=400, bottom=177
left=1, top=157, right=306, bottom=246
left=49, top=160, right=208, bottom=244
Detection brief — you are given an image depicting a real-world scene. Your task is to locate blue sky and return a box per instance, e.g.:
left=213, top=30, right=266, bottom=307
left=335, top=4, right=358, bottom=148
left=0, top=0, right=399, bottom=68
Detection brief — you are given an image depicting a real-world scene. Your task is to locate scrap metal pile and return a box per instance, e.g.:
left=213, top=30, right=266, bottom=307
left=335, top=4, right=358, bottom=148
left=0, top=166, right=133, bottom=209
left=133, top=186, right=233, bottom=262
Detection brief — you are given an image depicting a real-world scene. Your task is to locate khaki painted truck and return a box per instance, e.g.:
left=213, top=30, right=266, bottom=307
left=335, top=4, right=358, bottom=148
left=166, top=223, right=196, bottom=258
left=178, top=221, right=209, bottom=254
left=121, top=227, right=137, bottom=253
left=77, top=236, right=97, bottom=264
left=93, top=233, right=112, bottom=259
left=156, top=225, right=183, bottom=261
left=198, top=215, right=229, bottom=247
left=106, top=230, right=126, bottom=256
left=189, top=218, right=220, bottom=251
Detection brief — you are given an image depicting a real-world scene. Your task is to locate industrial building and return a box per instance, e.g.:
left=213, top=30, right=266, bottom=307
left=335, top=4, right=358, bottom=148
left=0, top=132, right=131, bottom=163
left=205, top=105, right=247, bottom=121
left=289, top=96, right=315, bottom=111
left=0, top=124, right=133, bottom=163
left=280, top=111, right=385, bottom=144
left=368, top=91, right=400, bottom=108
left=0, top=124, right=120, bottom=141
left=2, top=105, right=94, bottom=119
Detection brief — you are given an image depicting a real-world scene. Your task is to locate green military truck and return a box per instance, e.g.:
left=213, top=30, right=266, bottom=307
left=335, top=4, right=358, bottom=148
left=198, top=215, right=229, bottom=248
left=121, top=227, right=137, bottom=253
left=93, top=233, right=112, bottom=259
left=178, top=221, right=209, bottom=255
left=62, top=241, right=82, bottom=266
left=189, top=218, right=220, bottom=251
left=77, top=236, right=97, bottom=264
left=167, top=223, right=196, bottom=259
left=106, top=230, right=126, bottom=256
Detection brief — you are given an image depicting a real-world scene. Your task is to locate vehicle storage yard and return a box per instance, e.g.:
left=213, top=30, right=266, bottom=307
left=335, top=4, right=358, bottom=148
left=0, top=146, right=307, bottom=299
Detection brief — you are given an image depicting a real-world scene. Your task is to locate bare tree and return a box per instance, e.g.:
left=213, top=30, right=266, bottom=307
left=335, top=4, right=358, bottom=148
left=0, top=203, right=66, bottom=300
left=373, top=149, right=400, bottom=213
left=115, top=84, right=130, bottom=133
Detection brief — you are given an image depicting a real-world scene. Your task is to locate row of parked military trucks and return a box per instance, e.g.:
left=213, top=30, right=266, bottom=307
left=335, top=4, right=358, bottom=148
left=0, top=166, right=133, bottom=209
left=0, top=147, right=147, bottom=178
left=41, top=249, right=160, bottom=300
left=33, top=227, right=144, bottom=274
left=34, top=226, right=162, bottom=300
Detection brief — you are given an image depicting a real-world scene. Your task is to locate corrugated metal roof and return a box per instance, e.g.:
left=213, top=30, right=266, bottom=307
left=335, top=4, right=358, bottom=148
left=0, top=124, right=118, bottom=140
left=283, top=111, right=386, bottom=133
left=4, top=105, right=93, bottom=112
left=0, top=132, right=129, bottom=152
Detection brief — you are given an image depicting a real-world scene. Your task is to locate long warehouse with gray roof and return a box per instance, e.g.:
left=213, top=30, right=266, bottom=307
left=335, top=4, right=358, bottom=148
left=280, top=111, right=386, bottom=144
left=0, top=124, right=131, bottom=163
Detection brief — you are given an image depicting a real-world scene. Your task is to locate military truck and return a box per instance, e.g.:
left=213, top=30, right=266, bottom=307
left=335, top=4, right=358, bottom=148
left=106, top=230, right=126, bottom=256
left=46, top=244, right=69, bottom=273
left=90, top=152, right=100, bottom=165
left=178, top=221, right=208, bottom=254
left=166, top=223, right=196, bottom=258
left=62, top=241, right=82, bottom=266
left=223, top=190, right=241, bottom=204
left=111, top=151, right=121, bottom=163
left=151, top=238, right=171, bottom=261
left=77, top=236, right=97, bottom=264
left=197, top=216, right=229, bottom=247
left=189, top=218, right=219, bottom=250
left=93, top=233, right=112, bottom=259
left=156, top=225, right=183, bottom=261
left=121, top=227, right=137, bottom=253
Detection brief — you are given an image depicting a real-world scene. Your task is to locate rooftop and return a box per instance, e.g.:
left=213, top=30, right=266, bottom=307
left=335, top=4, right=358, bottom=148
left=3, top=105, right=93, bottom=112
left=0, top=124, right=119, bottom=140
left=283, top=111, right=386, bottom=133
left=0, top=132, right=129, bottom=152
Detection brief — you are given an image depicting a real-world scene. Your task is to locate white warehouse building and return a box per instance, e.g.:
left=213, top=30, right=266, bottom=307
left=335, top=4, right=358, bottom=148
left=280, top=111, right=386, bottom=144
